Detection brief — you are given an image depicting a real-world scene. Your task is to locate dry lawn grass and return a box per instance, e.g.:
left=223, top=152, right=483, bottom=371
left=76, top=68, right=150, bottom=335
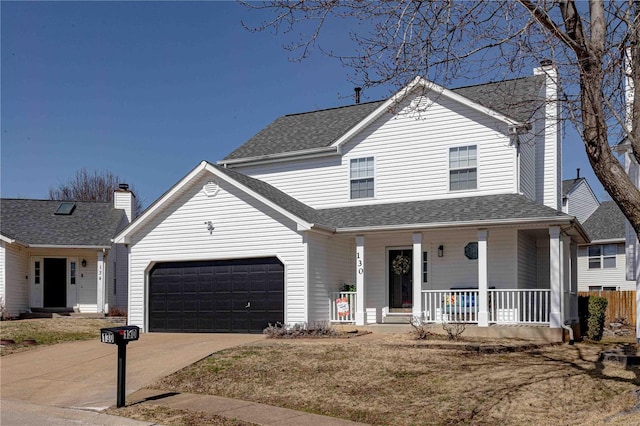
left=0, top=317, right=114, bottom=356
left=153, top=334, right=640, bottom=425
left=105, top=404, right=257, bottom=426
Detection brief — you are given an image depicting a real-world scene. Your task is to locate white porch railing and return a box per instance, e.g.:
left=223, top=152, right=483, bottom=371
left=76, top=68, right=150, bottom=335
left=422, top=289, right=551, bottom=325
left=488, top=289, right=550, bottom=324
left=330, top=292, right=356, bottom=323
left=423, top=290, right=479, bottom=323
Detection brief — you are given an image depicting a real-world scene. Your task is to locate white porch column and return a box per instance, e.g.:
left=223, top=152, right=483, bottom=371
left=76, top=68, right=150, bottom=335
left=549, top=226, right=562, bottom=328
left=355, top=235, right=367, bottom=326
left=412, top=233, right=423, bottom=320
left=96, top=251, right=105, bottom=314
left=477, top=230, right=489, bottom=327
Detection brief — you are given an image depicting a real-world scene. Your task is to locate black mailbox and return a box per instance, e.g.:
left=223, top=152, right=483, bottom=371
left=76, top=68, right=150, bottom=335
left=101, top=326, right=139, bottom=344
left=100, top=325, right=140, bottom=407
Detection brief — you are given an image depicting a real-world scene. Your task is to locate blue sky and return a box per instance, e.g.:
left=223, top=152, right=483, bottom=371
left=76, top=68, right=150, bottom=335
left=2, top=1, right=605, bottom=208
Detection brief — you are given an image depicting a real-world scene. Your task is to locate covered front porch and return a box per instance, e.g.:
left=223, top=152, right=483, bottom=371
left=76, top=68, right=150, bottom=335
left=326, top=224, right=582, bottom=331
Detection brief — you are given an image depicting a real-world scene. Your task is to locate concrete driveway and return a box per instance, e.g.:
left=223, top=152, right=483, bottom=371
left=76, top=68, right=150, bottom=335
left=0, top=333, right=263, bottom=410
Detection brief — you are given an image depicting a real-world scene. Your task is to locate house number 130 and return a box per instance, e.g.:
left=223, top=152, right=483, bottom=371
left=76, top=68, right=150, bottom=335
left=357, top=252, right=364, bottom=275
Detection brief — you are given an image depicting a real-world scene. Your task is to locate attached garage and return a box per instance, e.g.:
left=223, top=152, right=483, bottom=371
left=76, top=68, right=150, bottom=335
left=149, top=257, right=284, bottom=333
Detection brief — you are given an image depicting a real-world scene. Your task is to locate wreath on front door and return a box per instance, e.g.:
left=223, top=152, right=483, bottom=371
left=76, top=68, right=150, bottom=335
left=392, top=254, right=411, bottom=275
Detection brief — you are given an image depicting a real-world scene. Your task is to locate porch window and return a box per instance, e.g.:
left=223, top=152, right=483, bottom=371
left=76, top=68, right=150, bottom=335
left=449, top=145, right=477, bottom=190
left=70, top=262, right=76, bottom=285
left=350, top=157, right=374, bottom=199
left=34, top=261, right=41, bottom=284
left=588, top=244, right=617, bottom=269
left=423, top=251, right=428, bottom=282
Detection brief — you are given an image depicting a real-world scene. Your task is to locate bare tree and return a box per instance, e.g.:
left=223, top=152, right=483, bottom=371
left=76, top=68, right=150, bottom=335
left=48, top=168, right=142, bottom=215
left=244, top=0, right=640, bottom=240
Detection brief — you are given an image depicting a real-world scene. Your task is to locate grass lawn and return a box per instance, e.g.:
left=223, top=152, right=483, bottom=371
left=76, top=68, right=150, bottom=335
left=150, top=333, right=640, bottom=425
left=0, top=317, right=116, bottom=356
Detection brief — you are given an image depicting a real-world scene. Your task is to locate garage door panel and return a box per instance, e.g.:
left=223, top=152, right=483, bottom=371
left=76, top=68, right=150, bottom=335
left=149, top=258, right=284, bottom=333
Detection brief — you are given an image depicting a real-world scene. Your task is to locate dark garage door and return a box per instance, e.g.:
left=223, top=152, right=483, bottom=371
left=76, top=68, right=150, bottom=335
left=149, top=257, right=284, bottom=333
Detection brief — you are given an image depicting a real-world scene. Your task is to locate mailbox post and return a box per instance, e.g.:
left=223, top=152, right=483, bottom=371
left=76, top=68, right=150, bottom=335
left=100, top=325, right=140, bottom=408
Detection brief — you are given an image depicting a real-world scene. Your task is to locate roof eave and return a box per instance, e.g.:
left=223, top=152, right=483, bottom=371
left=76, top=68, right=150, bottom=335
left=334, top=216, right=578, bottom=235
left=27, top=244, right=111, bottom=249
left=582, top=237, right=625, bottom=244
left=0, top=233, right=28, bottom=247
left=219, top=146, right=339, bottom=168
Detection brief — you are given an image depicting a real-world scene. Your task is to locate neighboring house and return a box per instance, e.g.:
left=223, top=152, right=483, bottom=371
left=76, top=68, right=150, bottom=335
left=0, top=187, right=135, bottom=317
left=577, top=201, right=634, bottom=291
left=562, top=172, right=600, bottom=224
left=115, top=63, right=588, bottom=340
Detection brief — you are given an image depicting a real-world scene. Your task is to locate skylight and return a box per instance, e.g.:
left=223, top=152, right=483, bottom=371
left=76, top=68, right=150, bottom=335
left=55, top=202, right=76, bottom=215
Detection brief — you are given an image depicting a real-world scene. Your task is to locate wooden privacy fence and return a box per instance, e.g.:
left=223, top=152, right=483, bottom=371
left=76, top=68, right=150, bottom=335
left=578, top=291, right=636, bottom=325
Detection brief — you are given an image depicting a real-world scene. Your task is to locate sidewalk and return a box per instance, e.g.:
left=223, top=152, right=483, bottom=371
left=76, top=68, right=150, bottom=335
left=126, top=388, right=370, bottom=426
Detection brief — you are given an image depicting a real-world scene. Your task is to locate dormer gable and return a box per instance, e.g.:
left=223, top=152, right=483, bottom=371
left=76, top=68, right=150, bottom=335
left=219, top=75, right=544, bottom=168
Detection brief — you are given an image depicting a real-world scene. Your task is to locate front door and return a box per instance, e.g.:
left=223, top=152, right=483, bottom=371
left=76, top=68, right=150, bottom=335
left=43, top=258, right=67, bottom=308
left=389, top=249, right=412, bottom=309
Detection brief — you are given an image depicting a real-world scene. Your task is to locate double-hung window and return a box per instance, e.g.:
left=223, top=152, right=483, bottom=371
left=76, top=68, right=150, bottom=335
left=588, top=244, right=617, bottom=269
left=449, top=145, right=477, bottom=191
left=350, top=157, right=374, bottom=199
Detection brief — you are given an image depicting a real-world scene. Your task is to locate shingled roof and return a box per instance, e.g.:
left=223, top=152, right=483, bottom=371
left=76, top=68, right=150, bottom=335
left=1, top=199, right=124, bottom=247
left=211, top=166, right=573, bottom=230
left=562, top=178, right=584, bottom=196
left=318, top=193, right=568, bottom=229
left=582, top=201, right=626, bottom=241
left=223, top=75, right=545, bottom=162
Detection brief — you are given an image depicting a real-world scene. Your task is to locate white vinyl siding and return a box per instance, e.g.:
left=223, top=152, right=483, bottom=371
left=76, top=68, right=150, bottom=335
left=235, top=91, right=517, bottom=208
left=107, top=243, right=129, bottom=311
left=1, top=242, right=29, bottom=317
left=306, top=233, right=353, bottom=323
left=127, top=173, right=307, bottom=331
left=563, top=180, right=599, bottom=224
left=517, top=231, right=538, bottom=289
left=578, top=243, right=632, bottom=291
left=518, top=131, right=536, bottom=201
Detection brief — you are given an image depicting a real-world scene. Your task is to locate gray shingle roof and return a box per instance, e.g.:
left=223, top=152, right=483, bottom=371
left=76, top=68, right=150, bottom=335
left=212, top=164, right=325, bottom=224
left=451, top=75, right=545, bottom=123
left=582, top=201, right=626, bottom=241
left=1, top=199, right=124, bottom=246
left=224, top=100, right=384, bottom=160
left=318, top=193, right=568, bottom=229
left=562, top=178, right=583, bottom=196
left=223, top=76, right=545, bottom=162
left=210, top=165, right=571, bottom=229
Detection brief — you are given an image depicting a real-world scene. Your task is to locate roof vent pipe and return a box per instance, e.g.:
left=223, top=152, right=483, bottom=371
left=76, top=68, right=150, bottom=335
left=576, top=168, right=580, bottom=179
left=354, top=87, right=361, bottom=104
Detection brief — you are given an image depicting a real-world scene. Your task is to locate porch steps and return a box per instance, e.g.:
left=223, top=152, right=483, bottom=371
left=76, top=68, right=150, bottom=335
left=382, top=314, right=413, bottom=324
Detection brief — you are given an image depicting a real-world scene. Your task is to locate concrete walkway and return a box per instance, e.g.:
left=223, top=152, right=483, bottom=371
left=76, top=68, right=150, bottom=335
left=127, top=388, right=369, bottom=426
left=1, top=333, right=263, bottom=409
left=1, top=332, right=370, bottom=425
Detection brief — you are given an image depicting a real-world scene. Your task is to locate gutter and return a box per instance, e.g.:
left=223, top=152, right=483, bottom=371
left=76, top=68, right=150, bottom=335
left=219, top=146, right=339, bottom=168
left=333, top=216, right=577, bottom=234
left=27, top=244, right=112, bottom=249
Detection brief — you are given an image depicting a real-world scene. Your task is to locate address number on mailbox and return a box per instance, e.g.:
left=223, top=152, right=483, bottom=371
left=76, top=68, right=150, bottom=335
left=100, top=326, right=140, bottom=344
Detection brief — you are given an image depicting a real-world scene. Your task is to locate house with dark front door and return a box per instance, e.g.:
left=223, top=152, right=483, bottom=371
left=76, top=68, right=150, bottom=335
left=116, top=63, right=588, bottom=340
left=0, top=187, right=135, bottom=317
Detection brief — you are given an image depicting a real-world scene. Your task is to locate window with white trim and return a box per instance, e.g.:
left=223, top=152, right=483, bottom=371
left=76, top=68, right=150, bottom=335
left=350, top=157, right=374, bottom=199
left=449, top=145, right=477, bottom=190
left=588, top=244, right=617, bottom=269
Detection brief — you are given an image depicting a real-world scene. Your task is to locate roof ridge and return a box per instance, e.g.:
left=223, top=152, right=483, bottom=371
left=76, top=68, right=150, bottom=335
left=452, top=74, right=543, bottom=91
left=283, top=99, right=386, bottom=118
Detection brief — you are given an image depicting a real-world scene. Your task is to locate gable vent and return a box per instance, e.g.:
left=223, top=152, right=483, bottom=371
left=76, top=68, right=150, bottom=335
left=55, top=202, right=76, bottom=215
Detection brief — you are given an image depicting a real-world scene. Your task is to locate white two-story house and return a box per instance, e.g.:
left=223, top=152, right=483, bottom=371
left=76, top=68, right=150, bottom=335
left=115, top=63, right=587, bottom=340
